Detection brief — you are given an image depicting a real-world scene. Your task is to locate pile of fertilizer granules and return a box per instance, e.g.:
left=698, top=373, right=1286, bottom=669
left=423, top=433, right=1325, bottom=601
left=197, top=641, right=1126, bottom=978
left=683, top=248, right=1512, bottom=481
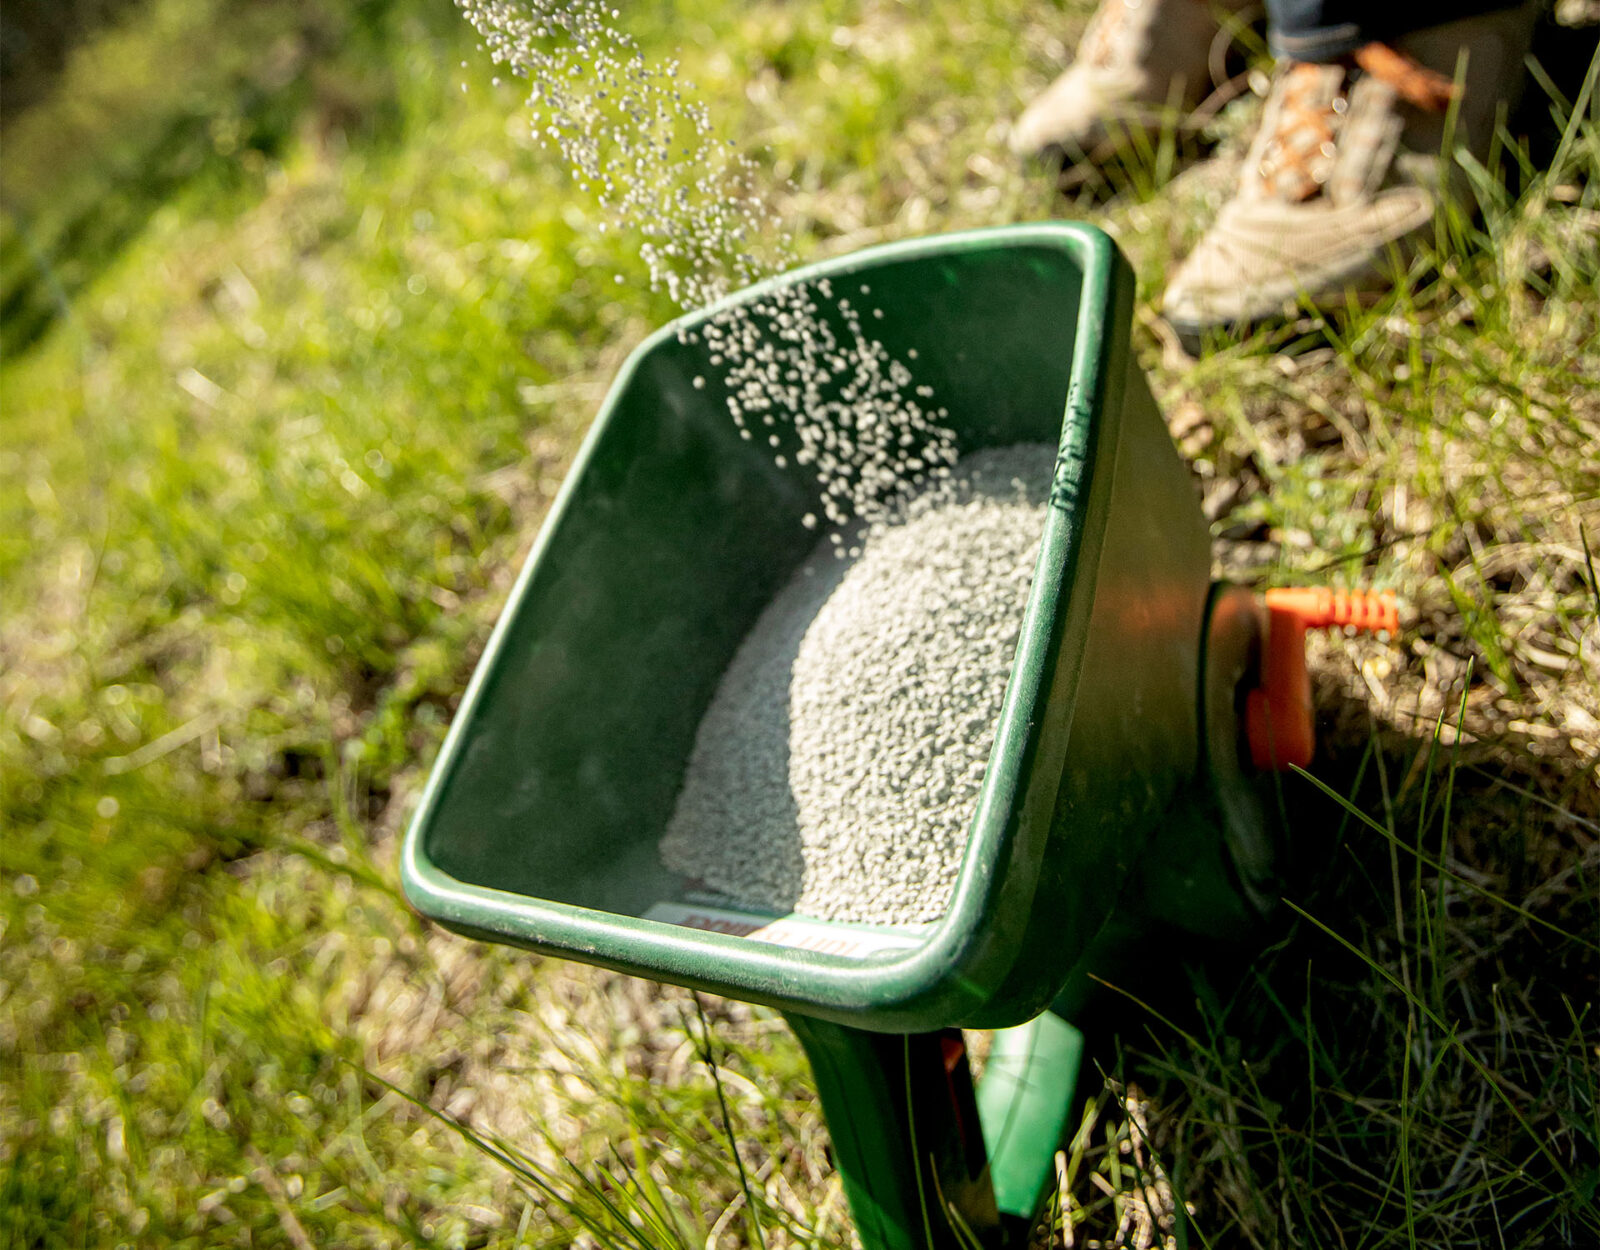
left=659, top=443, right=1055, bottom=925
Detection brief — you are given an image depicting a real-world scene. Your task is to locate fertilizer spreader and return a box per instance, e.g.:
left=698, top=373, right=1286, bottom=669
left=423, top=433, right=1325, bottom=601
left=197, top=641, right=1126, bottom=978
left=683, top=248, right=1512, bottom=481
left=400, top=223, right=1395, bottom=1247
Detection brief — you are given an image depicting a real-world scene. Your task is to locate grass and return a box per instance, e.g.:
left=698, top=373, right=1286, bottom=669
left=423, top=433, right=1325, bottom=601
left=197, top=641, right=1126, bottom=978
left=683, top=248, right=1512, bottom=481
left=2, top=1, right=1597, bottom=1247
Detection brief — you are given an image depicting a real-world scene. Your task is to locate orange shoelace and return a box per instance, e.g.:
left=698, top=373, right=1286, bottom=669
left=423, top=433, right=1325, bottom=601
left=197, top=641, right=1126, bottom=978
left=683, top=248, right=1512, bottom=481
left=1352, top=41, right=1459, bottom=110
left=1255, top=43, right=1458, bottom=202
left=1256, top=61, right=1342, bottom=201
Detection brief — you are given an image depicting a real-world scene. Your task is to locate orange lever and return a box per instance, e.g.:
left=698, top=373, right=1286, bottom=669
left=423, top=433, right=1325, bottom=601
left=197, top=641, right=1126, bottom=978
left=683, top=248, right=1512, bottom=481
left=1245, top=588, right=1398, bottom=771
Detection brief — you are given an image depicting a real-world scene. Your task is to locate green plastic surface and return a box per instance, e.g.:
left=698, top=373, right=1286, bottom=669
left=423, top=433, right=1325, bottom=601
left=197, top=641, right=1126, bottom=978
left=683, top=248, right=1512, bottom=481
left=399, top=222, right=1215, bottom=1033
left=785, top=1014, right=999, bottom=1249
left=977, top=1011, right=1086, bottom=1219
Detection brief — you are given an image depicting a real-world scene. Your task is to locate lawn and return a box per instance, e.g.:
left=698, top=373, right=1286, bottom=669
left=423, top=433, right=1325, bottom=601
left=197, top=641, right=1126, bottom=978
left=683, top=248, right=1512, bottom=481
left=2, top=1, right=1596, bottom=1247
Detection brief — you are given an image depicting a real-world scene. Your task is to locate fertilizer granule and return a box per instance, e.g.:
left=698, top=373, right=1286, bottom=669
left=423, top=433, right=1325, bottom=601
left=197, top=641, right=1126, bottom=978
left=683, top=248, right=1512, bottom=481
left=659, top=443, right=1056, bottom=926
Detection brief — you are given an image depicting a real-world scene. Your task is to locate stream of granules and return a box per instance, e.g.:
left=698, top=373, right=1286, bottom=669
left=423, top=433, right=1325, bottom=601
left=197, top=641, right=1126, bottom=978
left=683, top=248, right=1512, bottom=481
left=455, top=0, right=958, bottom=528
left=659, top=444, right=1056, bottom=926
left=454, top=5, right=1034, bottom=922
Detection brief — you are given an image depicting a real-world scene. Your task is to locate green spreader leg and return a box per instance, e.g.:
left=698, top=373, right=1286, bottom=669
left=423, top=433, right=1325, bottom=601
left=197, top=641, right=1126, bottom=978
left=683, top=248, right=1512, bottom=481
left=785, top=1011, right=1085, bottom=1248
left=976, top=1011, right=1085, bottom=1221
left=785, top=1014, right=999, bottom=1248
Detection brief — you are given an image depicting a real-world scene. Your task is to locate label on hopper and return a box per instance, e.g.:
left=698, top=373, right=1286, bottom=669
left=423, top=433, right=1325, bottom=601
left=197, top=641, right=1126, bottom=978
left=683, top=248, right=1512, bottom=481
left=644, top=901, right=930, bottom=959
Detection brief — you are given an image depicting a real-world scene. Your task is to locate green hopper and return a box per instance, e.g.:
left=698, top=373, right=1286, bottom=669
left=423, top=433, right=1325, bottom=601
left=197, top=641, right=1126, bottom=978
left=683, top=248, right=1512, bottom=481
left=401, top=223, right=1278, bottom=1246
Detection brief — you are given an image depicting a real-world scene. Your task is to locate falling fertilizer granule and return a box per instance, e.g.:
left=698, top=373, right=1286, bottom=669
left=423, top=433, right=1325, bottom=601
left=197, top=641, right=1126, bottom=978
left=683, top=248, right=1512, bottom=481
left=661, top=443, right=1056, bottom=926
left=456, top=0, right=958, bottom=530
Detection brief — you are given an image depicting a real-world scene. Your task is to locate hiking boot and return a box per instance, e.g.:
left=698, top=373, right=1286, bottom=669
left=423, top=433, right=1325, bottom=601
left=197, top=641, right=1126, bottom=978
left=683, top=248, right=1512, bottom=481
left=1161, top=4, right=1537, bottom=344
left=1009, top=0, right=1253, bottom=163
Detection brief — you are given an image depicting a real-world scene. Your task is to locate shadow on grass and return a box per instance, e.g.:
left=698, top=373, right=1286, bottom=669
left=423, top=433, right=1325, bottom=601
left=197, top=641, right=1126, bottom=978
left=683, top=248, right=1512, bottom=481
left=1067, top=681, right=1599, bottom=1248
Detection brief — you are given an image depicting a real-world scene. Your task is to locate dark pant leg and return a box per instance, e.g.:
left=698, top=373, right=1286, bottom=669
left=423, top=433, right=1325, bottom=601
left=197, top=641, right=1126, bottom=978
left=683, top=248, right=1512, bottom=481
left=1266, top=1, right=1527, bottom=61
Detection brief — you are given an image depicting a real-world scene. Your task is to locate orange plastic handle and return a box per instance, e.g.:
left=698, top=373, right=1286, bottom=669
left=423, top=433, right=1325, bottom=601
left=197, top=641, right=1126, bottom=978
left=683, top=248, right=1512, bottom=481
left=1244, top=588, right=1398, bottom=771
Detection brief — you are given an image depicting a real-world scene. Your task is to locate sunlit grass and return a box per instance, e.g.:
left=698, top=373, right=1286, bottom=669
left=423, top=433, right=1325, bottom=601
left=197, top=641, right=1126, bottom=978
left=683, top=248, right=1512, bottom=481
left=2, top=1, right=1597, bottom=1247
